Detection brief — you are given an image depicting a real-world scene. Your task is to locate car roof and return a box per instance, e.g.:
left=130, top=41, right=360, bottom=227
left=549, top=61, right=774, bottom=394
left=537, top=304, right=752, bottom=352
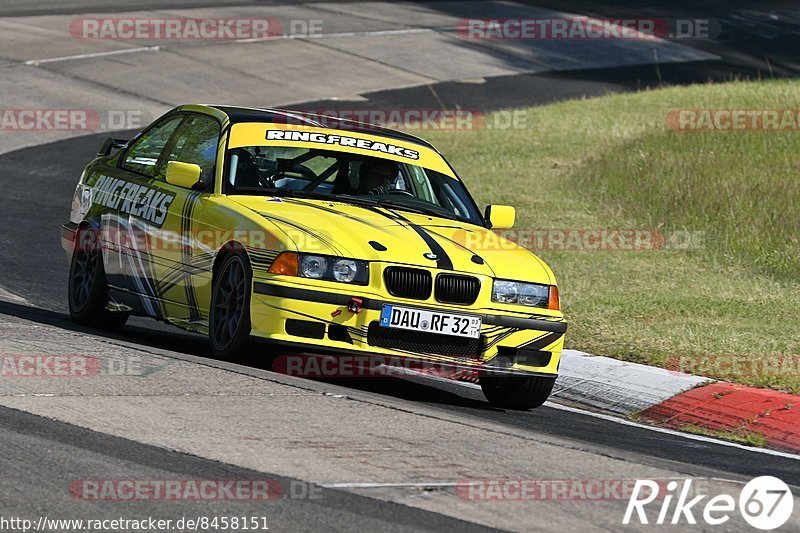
left=206, top=105, right=436, bottom=150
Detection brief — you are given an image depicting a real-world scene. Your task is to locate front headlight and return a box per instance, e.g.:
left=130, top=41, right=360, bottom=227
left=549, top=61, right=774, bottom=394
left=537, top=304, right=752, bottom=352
left=300, top=255, right=328, bottom=279
left=492, top=279, right=556, bottom=309
left=518, top=282, right=549, bottom=307
left=332, top=259, right=358, bottom=283
left=291, top=253, right=368, bottom=284
left=492, top=280, right=519, bottom=304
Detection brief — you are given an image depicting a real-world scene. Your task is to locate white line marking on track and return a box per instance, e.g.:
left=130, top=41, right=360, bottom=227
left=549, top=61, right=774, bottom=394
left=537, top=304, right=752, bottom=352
left=24, top=46, right=160, bottom=66
left=320, top=482, right=460, bottom=489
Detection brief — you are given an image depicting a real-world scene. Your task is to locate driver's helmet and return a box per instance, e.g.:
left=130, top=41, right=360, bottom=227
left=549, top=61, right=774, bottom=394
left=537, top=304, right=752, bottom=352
left=357, top=159, right=399, bottom=195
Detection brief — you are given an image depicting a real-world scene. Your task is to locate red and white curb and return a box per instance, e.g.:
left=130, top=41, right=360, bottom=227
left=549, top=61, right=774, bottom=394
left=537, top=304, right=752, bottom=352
left=553, top=349, right=711, bottom=414
left=639, top=383, right=800, bottom=453
left=556, top=350, right=800, bottom=454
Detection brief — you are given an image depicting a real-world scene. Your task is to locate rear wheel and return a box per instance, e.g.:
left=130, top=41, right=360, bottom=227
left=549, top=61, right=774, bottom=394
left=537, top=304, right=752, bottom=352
left=209, top=252, right=252, bottom=359
left=479, top=374, right=555, bottom=410
left=68, top=228, right=128, bottom=330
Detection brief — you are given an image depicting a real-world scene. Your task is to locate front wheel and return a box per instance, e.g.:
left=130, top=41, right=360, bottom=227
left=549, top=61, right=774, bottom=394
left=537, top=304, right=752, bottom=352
left=209, top=252, right=252, bottom=359
left=479, top=374, right=555, bottom=410
left=67, top=228, right=128, bottom=330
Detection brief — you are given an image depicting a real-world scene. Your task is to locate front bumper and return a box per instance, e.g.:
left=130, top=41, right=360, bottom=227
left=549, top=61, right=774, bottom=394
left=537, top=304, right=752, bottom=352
left=250, top=280, right=566, bottom=376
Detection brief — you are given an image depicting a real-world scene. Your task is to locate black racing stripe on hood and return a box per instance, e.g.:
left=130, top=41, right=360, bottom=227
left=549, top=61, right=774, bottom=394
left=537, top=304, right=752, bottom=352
left=424, top=227, right=495, bottom=276
left=379, top=208, right=454, bottom=270
left=407, top=224, right=453, bottom=270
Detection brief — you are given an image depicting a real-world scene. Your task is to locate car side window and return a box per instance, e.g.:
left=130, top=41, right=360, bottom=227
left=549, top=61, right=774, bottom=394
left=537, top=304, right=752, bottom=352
left=121, top=115, right=184, bottom=177
left=157, top=115, right=220, bottom=184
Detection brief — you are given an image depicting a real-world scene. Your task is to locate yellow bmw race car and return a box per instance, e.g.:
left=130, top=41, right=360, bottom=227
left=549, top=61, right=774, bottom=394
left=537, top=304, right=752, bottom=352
left=61, top=104, right=567, bottom=409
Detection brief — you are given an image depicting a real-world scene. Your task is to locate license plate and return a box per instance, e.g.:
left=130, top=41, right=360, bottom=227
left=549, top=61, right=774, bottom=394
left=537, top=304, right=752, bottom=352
left=379, top=305, right=481, bottom=339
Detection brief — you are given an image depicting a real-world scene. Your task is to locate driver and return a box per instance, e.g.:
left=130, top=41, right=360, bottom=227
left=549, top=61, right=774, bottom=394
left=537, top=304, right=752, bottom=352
left=231, top=148, right=263, bottom=188
left=358, top=159, right=398, bottom=195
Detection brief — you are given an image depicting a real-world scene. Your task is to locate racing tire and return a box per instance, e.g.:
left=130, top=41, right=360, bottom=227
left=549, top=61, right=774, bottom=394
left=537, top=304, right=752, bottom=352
left=479, top=374, right=555, bottom=410
left=209, top=251, right=253, bottom=359
left=68, top=228, right=129, bottom=330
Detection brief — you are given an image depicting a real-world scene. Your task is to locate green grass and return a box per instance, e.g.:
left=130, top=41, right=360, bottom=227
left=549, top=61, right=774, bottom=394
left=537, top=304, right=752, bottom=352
left=415, top=80, right=800, bottom=393
left=678, top=424, right=768, bottom=448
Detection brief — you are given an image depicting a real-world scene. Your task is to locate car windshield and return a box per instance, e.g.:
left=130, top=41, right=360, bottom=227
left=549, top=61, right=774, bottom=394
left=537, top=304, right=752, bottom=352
left=224, top=146, right=483, bottom=225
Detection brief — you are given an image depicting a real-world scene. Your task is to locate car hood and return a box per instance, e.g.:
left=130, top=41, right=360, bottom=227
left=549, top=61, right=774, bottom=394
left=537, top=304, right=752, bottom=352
left=230, top=195, right=554, bottom=284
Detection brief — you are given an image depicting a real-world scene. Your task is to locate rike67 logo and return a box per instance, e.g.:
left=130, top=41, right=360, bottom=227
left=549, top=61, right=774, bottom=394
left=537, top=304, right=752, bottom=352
left=624, top=476, right=794, bottom=529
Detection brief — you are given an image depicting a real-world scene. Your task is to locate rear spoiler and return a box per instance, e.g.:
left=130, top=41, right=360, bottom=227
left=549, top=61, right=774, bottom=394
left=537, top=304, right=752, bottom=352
left=97, top=138, right=129, bottom=157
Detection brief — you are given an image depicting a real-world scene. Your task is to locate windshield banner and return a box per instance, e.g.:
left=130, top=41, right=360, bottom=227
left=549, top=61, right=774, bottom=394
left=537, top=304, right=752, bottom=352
left=228, top=122, right=455, bottom=177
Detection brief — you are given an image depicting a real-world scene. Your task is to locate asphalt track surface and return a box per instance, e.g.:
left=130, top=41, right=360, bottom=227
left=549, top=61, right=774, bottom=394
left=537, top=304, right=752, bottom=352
left=1, top=1, right=800, bottom=531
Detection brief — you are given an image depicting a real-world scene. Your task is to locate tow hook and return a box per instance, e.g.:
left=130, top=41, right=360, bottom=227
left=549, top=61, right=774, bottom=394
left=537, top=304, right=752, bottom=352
left=331, top=297, right=363, bottom=318
left=347, top=297, right=363, bottom=314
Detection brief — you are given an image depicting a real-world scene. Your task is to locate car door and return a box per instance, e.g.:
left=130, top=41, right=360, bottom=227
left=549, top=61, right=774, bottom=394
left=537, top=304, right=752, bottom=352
left=104, top=113, right=185, bottom=317
left=145, top=113, right=221, bottom=331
